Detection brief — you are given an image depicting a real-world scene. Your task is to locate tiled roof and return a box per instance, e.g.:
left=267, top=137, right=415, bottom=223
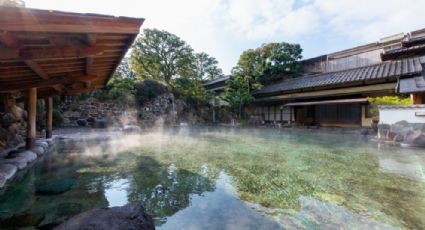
left=204, top=75, right=231, bottom=86
left=381, top=44, right=425, bottom=61
left=254, top=58, right=422, bottom=96
left=399, top=76, right=425, bottom=93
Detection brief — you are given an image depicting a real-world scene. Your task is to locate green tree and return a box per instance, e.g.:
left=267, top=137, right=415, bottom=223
left=234, top=42, right=303, bottom=85
left=173, top=77, right=211, bottom=105
left=260, top=42, right=303, bottom=84
left=222, top=75, right=259, bottom=119
left=192, top=52, right=223, bottom=81
left=94, top=58, right=136, bottom=102
left=131, top=29, right=194, bottom=87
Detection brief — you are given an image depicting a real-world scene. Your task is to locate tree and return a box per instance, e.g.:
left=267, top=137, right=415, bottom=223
left=94, top=58, right=136, bottom=102
left=260, top=43, right=303, bottom=84
left=131, top=29, right=194, bottom=87
left=222, top=75, right=259, bottom=119
left=192, top=52, right=223, bottom=81
left=233, top=42, right=303, bottom=85
left=173, top=77, right=211, bottom=105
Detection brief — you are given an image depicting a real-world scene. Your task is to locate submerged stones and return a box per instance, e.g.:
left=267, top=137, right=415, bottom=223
left=36, top=178, right=77, bottom=195
left=54, top=203, right=155, bottom=230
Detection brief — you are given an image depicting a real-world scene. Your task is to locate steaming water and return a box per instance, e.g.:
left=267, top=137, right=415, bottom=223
left=0, top=127, right=425, bottom=229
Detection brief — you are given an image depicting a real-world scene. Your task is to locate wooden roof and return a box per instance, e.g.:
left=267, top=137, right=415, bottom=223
left=0, top=6, right=144, bottom=98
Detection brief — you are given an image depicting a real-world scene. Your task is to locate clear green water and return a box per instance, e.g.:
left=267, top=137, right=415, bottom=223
left=0, top=127, right=424, bottom=229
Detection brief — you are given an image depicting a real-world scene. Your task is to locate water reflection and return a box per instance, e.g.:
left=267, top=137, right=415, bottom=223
left=0, top=127, right=424, bottom=229
left=105, top=178, right=129, bottom=207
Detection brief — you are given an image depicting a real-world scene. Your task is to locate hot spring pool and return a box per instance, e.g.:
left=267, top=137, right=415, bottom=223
left=0, top=127, right=424, bottom=229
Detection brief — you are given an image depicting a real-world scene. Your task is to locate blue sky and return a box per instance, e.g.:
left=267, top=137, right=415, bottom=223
left=25, top=0, right=425, bottom=74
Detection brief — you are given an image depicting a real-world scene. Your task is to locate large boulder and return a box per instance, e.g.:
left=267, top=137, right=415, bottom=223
left=93, top=118, right=107, bottom=128
left=403, top=133, right=425, bottom=148
left=31, top=146, right=46, bottom=156
left=54, top=204, right=155, bottom=230
left=13, top=150, right=37, bottom=162
left=77, top=119, right=88, bottom=127
left=0, top=164, right=17, bottom=180
left=35, top=140, right=49, bottom=150
left=1, top=156, right=28, bottom=170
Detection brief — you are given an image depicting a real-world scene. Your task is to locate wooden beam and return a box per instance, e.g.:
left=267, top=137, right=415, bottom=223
left=26, top=88, right=37, bottom=149
left=45, top=97, right=53, bottom=139
left=0, top=45, right=106, bottom=61
left=0, top=74, right=100, bottom=92
left=410, top=93, right=424, bottom=104
left=24, top=60, right=49, bottom=80
left=52, top=84, right=64, bottom=93
left=85, top=57, right=94, bottom=75
left=0, top=31, right=19, bottom=48
left=86, top=34, right=97, bottom=46
left=0, top=24, right=141, bottom=35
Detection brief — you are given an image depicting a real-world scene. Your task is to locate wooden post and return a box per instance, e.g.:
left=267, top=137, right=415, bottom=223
left=45, top=97, right=53, bottom=138
left=26, top=88, right=37, bottom=149
left=411, top=93, right=423, bottom=105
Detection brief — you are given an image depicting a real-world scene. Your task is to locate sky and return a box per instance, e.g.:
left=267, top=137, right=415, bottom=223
left=25, top=0, right=425, bottom=74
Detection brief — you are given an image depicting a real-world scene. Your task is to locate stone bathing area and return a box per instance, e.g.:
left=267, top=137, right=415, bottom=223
left=0, top=139, right=52, bottom=189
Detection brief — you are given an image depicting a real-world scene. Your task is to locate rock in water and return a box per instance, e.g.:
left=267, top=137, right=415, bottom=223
left=54, top=203, right=155, bottom=230
left=35, top=179, right=76, bottom=195
left=0, top=175, right=5, bottom=188
left=0, top=164, right=17, bottom=180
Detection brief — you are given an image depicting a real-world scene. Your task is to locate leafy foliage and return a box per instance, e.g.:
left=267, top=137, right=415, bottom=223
left=222, top=75, right=259, bottom=118
left=134, top=79, right=168, bottom=105
left=233, top=42, right=303, bottom=86
left=131, top=29, right=194, bottom=86
left=52, top=109, right=63, bottom=127
left=367, top=96, right=412, bottom=118
left=94, top=58, right=136, bottom=103
left=224, top=42, right=302, bottom=119
left=173, top=77, right=212, bottom=105
left=368, top=96, right=412, bottom=106
left=192, top=52, right=223, bottom=81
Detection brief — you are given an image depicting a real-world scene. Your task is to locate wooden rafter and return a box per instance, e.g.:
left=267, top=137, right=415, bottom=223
left=0, top=7, right=144, bottom=96
left=0, top=45, right=106, bottom=61
left=0, top=74, right=100, bottom=92
left=24, top=60, right=49, bottom=80
left=0, top=31, right=19, bottom=48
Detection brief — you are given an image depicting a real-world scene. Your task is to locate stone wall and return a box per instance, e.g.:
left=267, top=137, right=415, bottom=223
left=59, top=97, right=136, bottom=127
left=59, top=93, right=215, bottom=128
left=0, top=105, right=27, bottom=153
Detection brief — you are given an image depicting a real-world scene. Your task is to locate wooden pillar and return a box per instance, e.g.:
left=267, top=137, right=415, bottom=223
left=26, top=88, right=37, bottom=149
left=411, top=93, right=423, bottom=105
left=45, top=97, right=53, bottom=139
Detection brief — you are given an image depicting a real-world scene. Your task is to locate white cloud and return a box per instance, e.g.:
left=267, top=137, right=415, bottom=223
left=23, top=0, right=425, bottom=73
left=313, top=0, right=425, bottom=42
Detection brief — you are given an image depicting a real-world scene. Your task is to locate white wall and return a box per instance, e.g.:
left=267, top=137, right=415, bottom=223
left=379, top=105, right=425, bottom=124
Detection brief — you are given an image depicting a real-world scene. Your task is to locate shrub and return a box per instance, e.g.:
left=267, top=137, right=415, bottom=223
left=134, top=79, right=168, bottom=105
left=52, top=109, right=63, bottom=127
